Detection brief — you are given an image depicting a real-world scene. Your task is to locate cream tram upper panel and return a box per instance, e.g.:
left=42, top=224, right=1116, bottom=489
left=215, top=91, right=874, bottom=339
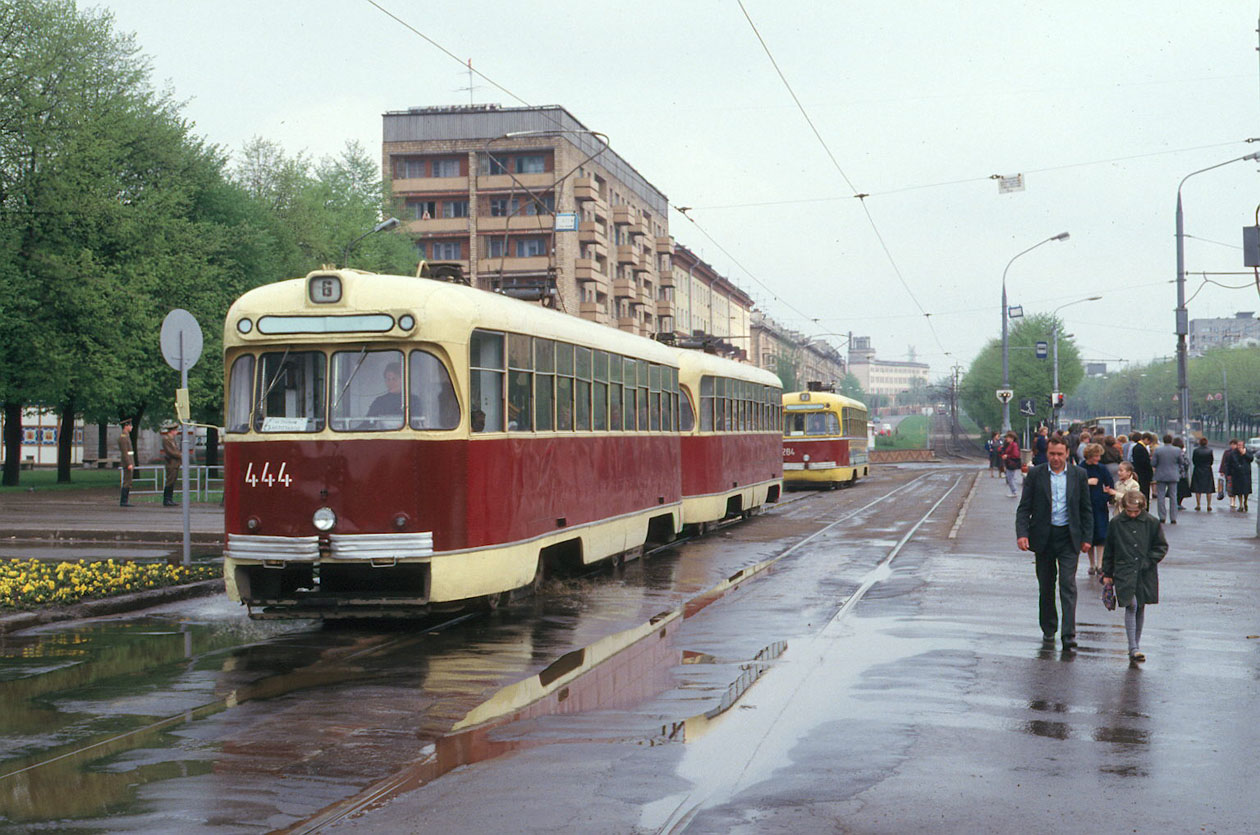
left=782, top=390, right=865, bottom=411
left=225, top=270, right=680, bottom=365
left=674, top=348, right=782, bottom=389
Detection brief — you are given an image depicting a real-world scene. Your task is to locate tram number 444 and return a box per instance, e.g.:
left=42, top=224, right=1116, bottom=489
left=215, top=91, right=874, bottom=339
left=243, top=461, right=293, bottom=488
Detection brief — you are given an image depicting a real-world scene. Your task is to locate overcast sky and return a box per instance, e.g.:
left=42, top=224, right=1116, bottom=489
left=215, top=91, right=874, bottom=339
left=99, top=0, right=1260, bottom=378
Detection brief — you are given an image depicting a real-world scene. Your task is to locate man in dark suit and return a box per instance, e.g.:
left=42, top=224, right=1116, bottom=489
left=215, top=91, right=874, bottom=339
left=1015, top=437, right=1093, bottom=649
left=1130, top=432, right=1153, bottom=499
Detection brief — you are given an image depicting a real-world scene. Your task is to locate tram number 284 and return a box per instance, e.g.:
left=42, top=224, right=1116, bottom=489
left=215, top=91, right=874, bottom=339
left=243, top=461, right=293, bottom=488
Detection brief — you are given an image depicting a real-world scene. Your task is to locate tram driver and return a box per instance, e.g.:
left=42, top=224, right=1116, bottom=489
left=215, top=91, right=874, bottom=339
left=367, top=361, right=419, bottom=423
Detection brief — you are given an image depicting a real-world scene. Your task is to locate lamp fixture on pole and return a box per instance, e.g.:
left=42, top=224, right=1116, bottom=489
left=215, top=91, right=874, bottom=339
left=1050, top=295, right=1102, bottom=428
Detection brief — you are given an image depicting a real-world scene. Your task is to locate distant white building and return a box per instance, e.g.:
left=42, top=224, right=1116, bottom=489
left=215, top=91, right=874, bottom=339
left=847, top=337, right=929, bottom=405
left=1188, top=311, right=1260, bottom=355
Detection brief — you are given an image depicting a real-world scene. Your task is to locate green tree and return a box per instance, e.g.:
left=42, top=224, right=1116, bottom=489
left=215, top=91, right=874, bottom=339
left=838, top=372, right=865, bottom=402
left=960, top=313, right=1084, bottom=432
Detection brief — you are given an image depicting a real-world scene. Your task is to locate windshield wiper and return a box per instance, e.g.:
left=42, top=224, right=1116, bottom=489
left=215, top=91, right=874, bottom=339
left=331, top=346, right=369, bottom=417
left=253, top=345, right=291, bottom=426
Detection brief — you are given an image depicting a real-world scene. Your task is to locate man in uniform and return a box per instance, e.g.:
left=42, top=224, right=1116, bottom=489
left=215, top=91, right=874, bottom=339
left=160, top=421, right=180, bottom=506
left=117, top=417, right=135, bottom=506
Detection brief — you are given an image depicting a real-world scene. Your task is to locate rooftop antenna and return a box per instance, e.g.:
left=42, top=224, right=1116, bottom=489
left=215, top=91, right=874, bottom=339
left=455, top=58, right=482, bottom=105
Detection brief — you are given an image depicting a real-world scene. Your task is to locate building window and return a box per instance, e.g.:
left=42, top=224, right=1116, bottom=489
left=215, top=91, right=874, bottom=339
left=394, top=157, right=425, bottom=179
left=523, top=194, right=554, bottom=215
left=442, top=200, right=469, bottom=218
left=515, top=154, right=545, bottom=174
left=489, top=198, right=518, bottom=217
left=516, top=237, right=547, bottom=257
left=406, top=199, right=436, bottom=220
left=478, top=154, right=506, bottom=175
left=432, top=158, right=460, bottom=177
left=432, top=240, right=462, bottom=259
left=486, top=237, right=506, bottom=258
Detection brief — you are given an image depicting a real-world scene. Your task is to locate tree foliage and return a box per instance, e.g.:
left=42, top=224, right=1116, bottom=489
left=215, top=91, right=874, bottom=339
left=0, top=1, right=414, bottom=485
left=960, top=313, right=1084, bottom=432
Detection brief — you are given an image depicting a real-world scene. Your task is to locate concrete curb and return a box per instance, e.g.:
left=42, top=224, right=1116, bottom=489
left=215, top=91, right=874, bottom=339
left=1, top=530, right=223, bottom=546
left=0, top=578, right=225, bottom=635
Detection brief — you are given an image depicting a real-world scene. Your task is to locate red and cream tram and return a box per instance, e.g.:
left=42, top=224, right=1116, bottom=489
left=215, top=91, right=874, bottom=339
left=677, top=350, right=783, bottom=530
left=781, top=386, right=869, bottom=488
left=221, top=269, right=781, bottom=619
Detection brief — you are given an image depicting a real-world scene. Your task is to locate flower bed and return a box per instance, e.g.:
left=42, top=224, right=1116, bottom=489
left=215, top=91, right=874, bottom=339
left=0, top=559, right=219, bottom=609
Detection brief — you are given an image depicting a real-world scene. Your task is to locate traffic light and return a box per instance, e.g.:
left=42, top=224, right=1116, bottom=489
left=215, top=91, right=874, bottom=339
left=1052, top=392, right=1065, bottom=408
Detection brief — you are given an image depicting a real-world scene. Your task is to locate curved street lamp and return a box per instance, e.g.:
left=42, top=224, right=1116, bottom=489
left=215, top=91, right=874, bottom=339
left=1174, top=151, right=1260, bottom=446
left=1001, top=232, right=1070, bottom=431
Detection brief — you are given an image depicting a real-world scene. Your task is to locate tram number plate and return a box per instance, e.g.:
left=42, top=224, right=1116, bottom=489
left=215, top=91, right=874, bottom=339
left=244, top=461, right=293, bottom=488
left=783, top=447, right=794, bottom=457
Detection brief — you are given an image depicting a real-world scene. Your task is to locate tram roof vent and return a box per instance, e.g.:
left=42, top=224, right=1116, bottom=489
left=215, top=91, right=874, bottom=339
left=806, top=381, right=835, bottom=392
left=417, top=261, right=471, bottom=285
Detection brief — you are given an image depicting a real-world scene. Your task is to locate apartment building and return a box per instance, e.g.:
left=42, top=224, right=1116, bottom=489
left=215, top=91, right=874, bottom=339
left=1188, top=311, right=1260, bottom=355
left=382, top=104, right=671, bottom=337
left=846, top=336, right=929, bottom=405
left=668, top=244, right=753, bottom=351
left=750, top=311, right=846, bottom=391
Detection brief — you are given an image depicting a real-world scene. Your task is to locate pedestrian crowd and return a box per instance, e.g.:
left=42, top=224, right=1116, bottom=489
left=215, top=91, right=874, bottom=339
left=996, top=422, right=1256, bottom=665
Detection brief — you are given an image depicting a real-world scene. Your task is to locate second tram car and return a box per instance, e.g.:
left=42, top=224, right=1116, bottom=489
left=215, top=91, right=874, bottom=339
left=221, top=269, right=782, bottom=619
left=781, top=387, right=869, bottom=488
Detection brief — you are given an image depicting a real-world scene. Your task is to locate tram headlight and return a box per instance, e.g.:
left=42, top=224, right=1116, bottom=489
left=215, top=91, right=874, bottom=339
left=312, top=507, right=337, bottom=532
left=803, top=454, right=811, bottom=462
left=246, top=516, right=260, bottom=532
left=237, top=318, right=253, bottom=334
left=398, top=314, right=415, bottom=331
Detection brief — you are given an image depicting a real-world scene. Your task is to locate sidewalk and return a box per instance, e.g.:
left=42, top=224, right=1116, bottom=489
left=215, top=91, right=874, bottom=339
left=0, top=488, right=223, bottom=545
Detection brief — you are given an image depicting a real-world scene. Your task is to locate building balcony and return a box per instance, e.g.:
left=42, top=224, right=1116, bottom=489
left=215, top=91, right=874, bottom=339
left=617, top=316, right=638, bottom=332
left=392, top=176, right=469, bottom=194
left=659, top=269, right=675, bottom=288
left=579, top=300, right=605, bottom=319
left=405, top=217, right=468, bottom=235
left=476, top=172, right=554, bottom=192
left=578, top=221, right=607, bottom=248
left=628, top=219, right=646, bottom=238
left=613, top=277, right=636, bottom=298
left=477, top=256, right=552, bottom=275
left=574, top=258, right=607, bottom=285
left=632, top=253, right=652, bottom=273
left=616, top=244, right=638, bottom=265
left=574, top=176, right=601, bottom=202
left=655, top=236, right=674, bottom=255
left=477, top=215, right=554, bottom=233
left=656, top=298, right=674, bottom=319
left=612, top=205, right=636, bottom=226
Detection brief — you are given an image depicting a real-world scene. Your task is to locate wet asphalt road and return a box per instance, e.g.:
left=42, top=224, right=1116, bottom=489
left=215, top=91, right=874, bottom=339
left=322, top=465, right=1260, bottom=835
left=2, top=463, right=1257, bottom=833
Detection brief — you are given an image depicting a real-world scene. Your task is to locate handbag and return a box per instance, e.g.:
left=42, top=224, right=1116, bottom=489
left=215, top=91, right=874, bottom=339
left=1217, top=477, right=1226, bottom=501
left=1102, top=582, right=1116, bottom=611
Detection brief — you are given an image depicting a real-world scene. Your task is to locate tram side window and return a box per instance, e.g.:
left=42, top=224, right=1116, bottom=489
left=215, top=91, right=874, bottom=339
left=593, top=351, right=608, bottom=431
left=508, top=333, right=532, bottom=431
left=226, top=355, right=254, bottom=433
left=409, top=351, right=460, bottom=430
left=679, top=385, right=695, bottom=432
left=329, top=349, right=405, bottom=432
left=636, top=360, right=649, bottom=431
left=663, top=366, right=676, bottom=432
left=827, top=412, right=841, bottom=434
left=699, top=375, right=714, bottom=431
left=623, top=357, right=637, bottom=430
left=575, top=346, right=592, bottom=430
left=470, top=330, right=505, bottom=432
left=655, top=365, right=665, bottom=430
left=714, top=377, right=727, bottom=431
left=534, top=338, right=554, bottom=431
left=255, top=351, right=326, bottom=432
left=608, top=351, right=623, bottom=430
left=555, top=342, right=574, bottom=431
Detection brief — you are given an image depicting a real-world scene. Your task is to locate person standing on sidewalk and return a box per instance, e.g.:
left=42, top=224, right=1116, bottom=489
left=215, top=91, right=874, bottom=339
left=1131, top=432, right=1153, bottom=500
left=1101, top=489, right=1167, bottom=663
left=1151, top=433, right=1183, bottom=524
left=1001, top=431, right=1022, bottom=498
left=117, top=417, right=135, bottom=507
left=1016, top=437, right=1093, bottom=650
left=1226, top=439, right=1253, bottom=512
left=159, top=422, right=180, bottom=507
left=1190, top=437, right=1215, bottom=511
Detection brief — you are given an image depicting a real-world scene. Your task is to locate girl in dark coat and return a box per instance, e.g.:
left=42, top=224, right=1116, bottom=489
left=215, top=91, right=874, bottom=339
left=1102, top=489, right=1168, bottom=662
left=1190, top=437, right=1215, bottom=511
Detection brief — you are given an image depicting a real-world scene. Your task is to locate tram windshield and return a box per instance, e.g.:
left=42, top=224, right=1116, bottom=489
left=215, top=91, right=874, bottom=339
left=255, top=350, right=326, bottom=432
left=330, top=349, right=406, bottom=431
left=785, top=411, right=840, bottom=436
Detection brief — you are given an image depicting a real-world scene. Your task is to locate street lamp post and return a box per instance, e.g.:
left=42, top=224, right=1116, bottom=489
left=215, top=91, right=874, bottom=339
left=1001, top=232, right=1070, bottom=432
left=1175, top=152, right=1260, bottom=445
left=1050, top=296, right=1102, bottom=429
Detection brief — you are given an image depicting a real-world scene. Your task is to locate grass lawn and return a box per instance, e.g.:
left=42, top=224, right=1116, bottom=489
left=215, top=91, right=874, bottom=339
left=0, top=468, right=121, bottom=492
left=875, top=415, right=929, bottom=449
